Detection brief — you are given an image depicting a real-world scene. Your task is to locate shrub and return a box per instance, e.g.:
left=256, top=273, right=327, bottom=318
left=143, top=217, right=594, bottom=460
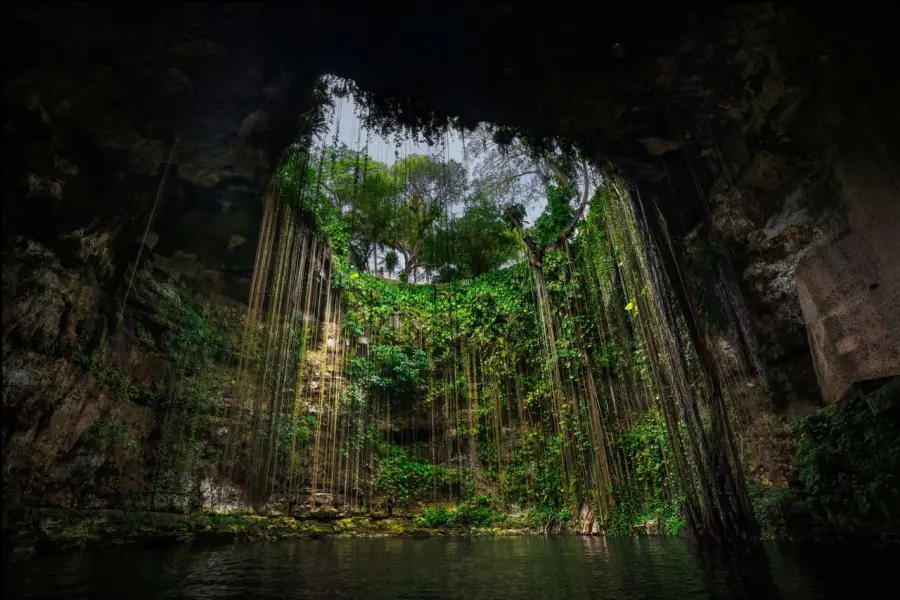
left=373, top=448, right=455, bottom=506
left=792, top=392, right=900, bottom=531
left=417, top=507, right=457, bottom=528
left=457, top=495, right=506, bottom=527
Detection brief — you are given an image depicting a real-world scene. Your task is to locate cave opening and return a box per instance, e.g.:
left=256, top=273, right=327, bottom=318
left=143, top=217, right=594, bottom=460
left=3, top=4, right=900, bottom=596
left=216, top=74, right=766, bottom=542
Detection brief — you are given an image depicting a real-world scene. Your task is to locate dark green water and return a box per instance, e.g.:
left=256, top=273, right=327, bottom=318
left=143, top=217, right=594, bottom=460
left=3, top=536, right=895, bottom=599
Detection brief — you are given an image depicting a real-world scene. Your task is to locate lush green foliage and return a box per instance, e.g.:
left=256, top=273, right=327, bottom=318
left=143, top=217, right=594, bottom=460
left=792, top=392, right=900, bottom=530
left=158, top=298, right=241, bottom=418
left=278, top=145, right=520, bottom=279
left=333, top=238, right=674, bottom=528
left=428, top=192, right=519, bottom=281
left=456, top=495, right=507, bottom=527
left=349, top=345, right=431, bottom=399
left=607, top=409, right=685, bottom=536
left=257, top=107, right=779, bottom=537
left=747, top=480, right=794, bottom=539
left=373, top=447, right=455, bottom=506
left=338, top=262, right=589, bottom=519
left=498, top=431, right=571, bottom=527
left=163, top=303, right=233, bottom=374
left=417, top=506, right=458, bottom=528
left=531, top=186, right=576, bottom=248
left=416, top=496, right=508, bottom=528
left=282, top=414, right=318, bottom=450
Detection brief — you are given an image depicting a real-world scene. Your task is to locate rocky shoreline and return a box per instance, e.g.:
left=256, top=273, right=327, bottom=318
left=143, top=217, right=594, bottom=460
left=2, top=508, right=551, bottom=561
left=6, top=506, right=898, bottom=563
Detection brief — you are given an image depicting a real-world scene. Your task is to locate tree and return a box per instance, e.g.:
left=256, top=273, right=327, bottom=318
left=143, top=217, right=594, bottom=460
left=465, top=125, right=596, bottom=268
left=425, top=192, right=520, bottom=280
left=284, top=132, right=572, bottom=281
left=388, top=155, right=467, bottom=280
left=344, top=158, right=402, bottom=273
left=293, top=144, right=402, bottom=271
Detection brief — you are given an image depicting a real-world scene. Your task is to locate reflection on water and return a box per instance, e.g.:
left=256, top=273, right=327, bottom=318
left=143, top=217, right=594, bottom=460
left=4, top=536, right=896, bottom=599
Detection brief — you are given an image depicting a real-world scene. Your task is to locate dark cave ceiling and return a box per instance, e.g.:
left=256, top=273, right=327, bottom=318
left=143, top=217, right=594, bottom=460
left=4, top=2, right=898, bottom=248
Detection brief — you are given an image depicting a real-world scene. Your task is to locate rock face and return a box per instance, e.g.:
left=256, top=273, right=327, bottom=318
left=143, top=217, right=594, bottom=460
left=796, top=153, right=900, bottom=402
left=577, top=505, right=602, bottom=535
left=2, top=233, right=156, bottom=508
left=5, top=5, right=313, bottom=307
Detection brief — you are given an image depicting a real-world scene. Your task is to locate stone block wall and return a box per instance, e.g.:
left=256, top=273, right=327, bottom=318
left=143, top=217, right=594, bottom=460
left=796, top=153, right=900, bottom=402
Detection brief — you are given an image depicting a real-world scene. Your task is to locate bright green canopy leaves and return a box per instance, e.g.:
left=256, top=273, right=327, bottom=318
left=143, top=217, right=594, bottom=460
left=278, top=117, right=602, bottom=282
left=531, top=186, right=577, bottom=249
left=279, top=144, right=523, bottom=280
left=426, top=193, right=520, bottom=281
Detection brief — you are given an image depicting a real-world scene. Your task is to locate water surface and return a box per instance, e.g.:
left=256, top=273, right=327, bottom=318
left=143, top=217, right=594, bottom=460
left=4, top=536, right=894, bottom=599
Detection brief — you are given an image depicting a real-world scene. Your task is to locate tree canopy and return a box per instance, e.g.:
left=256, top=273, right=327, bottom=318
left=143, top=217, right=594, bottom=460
left=278, top=124, right=598, bottom=281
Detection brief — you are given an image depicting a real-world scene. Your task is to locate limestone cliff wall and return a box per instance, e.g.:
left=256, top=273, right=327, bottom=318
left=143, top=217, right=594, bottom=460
left=796, top=151, right=900, bottom=402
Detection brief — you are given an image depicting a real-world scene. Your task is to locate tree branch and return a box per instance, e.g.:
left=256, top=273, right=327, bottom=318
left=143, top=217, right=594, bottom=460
left=543, top=160, right=592, bottom=255
left=547, top=160, right=570, bottom=187
left=321, top=183, right=342, bottom=207
left=496, top=142, right=592, bottom=266
left=506, top=204, right=541, bottom=260
left=509, top=170, right=540, bottom=180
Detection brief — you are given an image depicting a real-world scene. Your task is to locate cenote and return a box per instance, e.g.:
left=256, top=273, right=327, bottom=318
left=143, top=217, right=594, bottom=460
left=3, top=4, right=900, bottom=598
